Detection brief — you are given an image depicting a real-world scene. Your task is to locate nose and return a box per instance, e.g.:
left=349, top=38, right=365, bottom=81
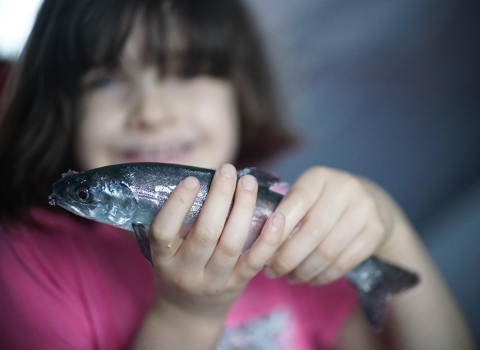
left=128, top=81, right=179, bottom=129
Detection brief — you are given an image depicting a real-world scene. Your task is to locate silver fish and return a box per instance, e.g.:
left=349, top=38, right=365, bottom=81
left=49, top=162, right=419, bottom=331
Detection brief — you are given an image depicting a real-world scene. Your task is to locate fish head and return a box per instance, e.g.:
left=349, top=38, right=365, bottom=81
left=49, top=170, right=137, bottom=228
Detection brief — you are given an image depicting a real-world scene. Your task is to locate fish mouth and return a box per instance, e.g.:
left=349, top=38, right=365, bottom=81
left=48, top=195, right=57, bottom=206
left=48, top=194, right=89, bottom=218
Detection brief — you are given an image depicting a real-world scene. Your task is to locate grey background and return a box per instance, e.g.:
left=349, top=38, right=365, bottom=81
left=244, top=0, right=480, bottom=343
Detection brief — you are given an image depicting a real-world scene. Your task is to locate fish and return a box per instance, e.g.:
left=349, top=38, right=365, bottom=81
left=49, top=162, right=419, bottom=331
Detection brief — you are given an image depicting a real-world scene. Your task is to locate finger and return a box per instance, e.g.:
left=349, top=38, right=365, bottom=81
left=273, top=167, right=327, bottom=242
left=266, top=186, right=348, bottom=277
left=287, top=201, right=370, bottom=281
left=309, top=224, right=383, bottom=285
left=233, top=212, right=285, bottom=284
left=179, top=164, right=237, bottom=269
left=149, top=176, right=200, bottom=258
left=205, top=175, right=258, bottom=282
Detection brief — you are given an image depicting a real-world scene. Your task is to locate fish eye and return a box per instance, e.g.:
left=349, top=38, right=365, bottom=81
left=75, top=187, right=91, bottom=202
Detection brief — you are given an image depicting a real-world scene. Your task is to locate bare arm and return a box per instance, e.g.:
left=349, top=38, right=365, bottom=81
left=335, top=219, right=475, bottom=350
left=371, top=201, right=474, bottom=349
left=266, top=167, right=475, bottom=350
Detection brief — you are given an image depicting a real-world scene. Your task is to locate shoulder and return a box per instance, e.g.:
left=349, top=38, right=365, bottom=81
left=0, top=207, right=154, bottom=349
left=223, top=273, right=358, bottom=349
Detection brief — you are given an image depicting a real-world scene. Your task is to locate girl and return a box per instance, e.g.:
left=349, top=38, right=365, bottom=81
left=0, top=0, right=474, bottom=349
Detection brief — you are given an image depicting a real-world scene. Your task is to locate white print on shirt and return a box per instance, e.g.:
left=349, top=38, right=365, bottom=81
left=217, top=309, right=292, bottom=350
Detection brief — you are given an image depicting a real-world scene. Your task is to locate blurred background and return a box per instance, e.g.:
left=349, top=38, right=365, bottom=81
left=1, top=0, right=479, bottom=343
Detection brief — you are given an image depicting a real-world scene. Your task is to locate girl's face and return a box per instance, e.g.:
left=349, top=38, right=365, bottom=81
left=76, top=27, right=239, bottom=170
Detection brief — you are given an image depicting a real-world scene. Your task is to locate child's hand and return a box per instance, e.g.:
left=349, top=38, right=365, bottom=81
left=147, top=164, right=285, bottom=318
left=265, top=166, right=398, bottom=285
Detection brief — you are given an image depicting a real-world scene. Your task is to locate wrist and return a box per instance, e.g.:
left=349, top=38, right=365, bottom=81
left=151, top=295, right=228, bottom=328
left=133, top=298, right=227, bottom=350
left=374, top=210, right=418, bottom=266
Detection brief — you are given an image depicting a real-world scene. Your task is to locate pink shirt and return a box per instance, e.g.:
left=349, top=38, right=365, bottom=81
left=0, top=208, right=357, bottom=349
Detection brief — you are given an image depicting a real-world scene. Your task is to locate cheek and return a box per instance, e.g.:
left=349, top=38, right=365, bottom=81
left=194, top=89, right=240, bottom=159
left=75, top=94, right=126, bottom=169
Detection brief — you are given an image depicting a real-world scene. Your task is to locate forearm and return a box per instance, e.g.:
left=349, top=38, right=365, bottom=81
left=132, top=299, right=226, bottom=350
left=376, top=202, right=475, bottom=349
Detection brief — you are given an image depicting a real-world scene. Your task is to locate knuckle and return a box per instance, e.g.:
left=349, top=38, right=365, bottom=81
left=312, top=267, right=342, bottom=285
left=284, top=189, right=308, bottom=211
left=369, top=219, right=385, bottom=236
left=150, top=223, right=169, bottom=244
left=203, top=283, right=224, bottom=297
left=331, top=259, right=351, bottom=276
left=322, top=266, right=344, bottom=282
left=304, top=226, right=323, bottom=240
left=217, top=185, right=235, bottom=199
left=290, top=269, right=310, bottom=283
left=219, top=243, right=242, bottom=259
left=307, top=165, right=327, bottom=177
left=261, top=232, right=281, bottom=248
left=360, top=196, right=376, bottom=212
left=193, top=227, right=218, bottom=248
left=234, top=196, right=255, bottom=213
left=311, top=273, right=330, bottom=285
left=171, top=274, right=193, bottom=291
left=317, top=243, right=337, bottom=263
left=341, top=174, right=363, bottom=193
left=174, top=192, right=190, bottom=206
left=271, top=255, right=293, bottom=275
left=246, top=257, right=264, bottom=273
left=211, top=180, right=236, bottom=200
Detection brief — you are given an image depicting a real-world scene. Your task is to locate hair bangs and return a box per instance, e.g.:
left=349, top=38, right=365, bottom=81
left=70, top=1, right=140, bottom=73
left=148, top=0, right=236, bottom=78
left=68, top=0, right=235, bottom=79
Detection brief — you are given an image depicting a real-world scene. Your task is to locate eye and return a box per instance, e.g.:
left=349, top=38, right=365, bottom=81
left=75, top=187, right=91, bottom=202
left=95, top=75, right=118, bottom=87
left=86, top=74, right=118, bottom=89
left=82, top=68, right=122, bottom=90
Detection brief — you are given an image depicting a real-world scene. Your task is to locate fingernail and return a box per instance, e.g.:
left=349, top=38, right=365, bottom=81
left=264, top=267, right=278, bottom=279
left=242, top=175, right=256, bottom=191
left=220, top=164, right=235, bottom=177
left=183, top=176, right=199, bottom=189
left=287, top=278, right=301, bottom=285
left=271, top=213, right=285, bottom=229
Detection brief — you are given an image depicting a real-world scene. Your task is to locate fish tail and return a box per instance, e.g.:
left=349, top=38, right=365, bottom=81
left=346, top=257, right=420, bottom=331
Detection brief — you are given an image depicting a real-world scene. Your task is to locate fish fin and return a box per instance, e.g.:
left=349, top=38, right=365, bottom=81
left=346, top=257, right=420, bottom=332
left=268, top=181, right=290, bottom=195
left=237, top=167, right=286, bottom=189
left=132, top=223, right=154, bottom=267
left=62, top=169, right=79, bottom=178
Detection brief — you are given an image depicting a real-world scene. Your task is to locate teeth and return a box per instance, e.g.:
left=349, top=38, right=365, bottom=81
left=129, top=143, right=190, bottom=156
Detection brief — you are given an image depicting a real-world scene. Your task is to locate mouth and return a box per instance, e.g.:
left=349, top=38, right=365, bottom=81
left=117, top=141, right=196, bottom=164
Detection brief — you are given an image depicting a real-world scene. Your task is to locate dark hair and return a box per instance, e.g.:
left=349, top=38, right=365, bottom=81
left=0, top=0, right=297, bottom=221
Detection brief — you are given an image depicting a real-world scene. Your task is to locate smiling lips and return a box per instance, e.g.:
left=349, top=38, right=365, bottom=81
left=118, top=141, right=196, bottom=163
